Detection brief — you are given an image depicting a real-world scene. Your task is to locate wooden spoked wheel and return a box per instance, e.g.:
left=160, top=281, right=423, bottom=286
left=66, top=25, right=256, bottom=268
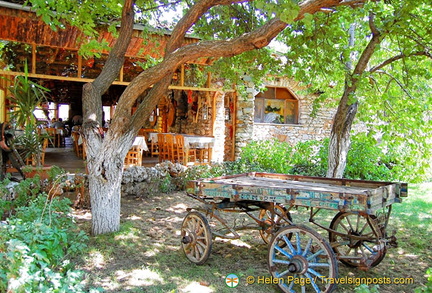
left=268, top=225, right=338, bottom=293
left=181, top=211, right=212, bottom=265
left=258, top=204, right=291, bottom=244
left=329, top=212, right=386, bottom=268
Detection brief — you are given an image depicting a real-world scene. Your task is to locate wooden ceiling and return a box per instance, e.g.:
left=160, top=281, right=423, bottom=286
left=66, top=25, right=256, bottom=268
left=0, top=2, right=200, bottom=59
left=0, top=2, right=219, bottom=104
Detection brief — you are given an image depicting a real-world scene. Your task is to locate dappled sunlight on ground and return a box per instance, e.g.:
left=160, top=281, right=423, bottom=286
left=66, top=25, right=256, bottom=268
left=181, top=281, right=213, bottom=293
left=217, top=237, right=252, bottom=249
left=115, top=268, right=163, bottom=287
left=88, top=251, right=106, bottom=269
left=125, top=214, right=142, bottom=221
left=166, top=203, right=190, bottom=213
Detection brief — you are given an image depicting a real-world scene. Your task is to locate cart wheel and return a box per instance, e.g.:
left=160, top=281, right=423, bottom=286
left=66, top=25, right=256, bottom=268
left=181, top=211, right=212, bottom=265
left=329, top=212, right=386, bottom=268
left=268, top=225, right=338, bottom=293
left=258, top=204, right=292, bottom=244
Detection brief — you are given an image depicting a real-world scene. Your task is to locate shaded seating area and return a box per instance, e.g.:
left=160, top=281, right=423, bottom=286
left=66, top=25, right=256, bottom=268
left=41, top=127, right=66, bottom=148
left=71, top=130, right=86, bottom=159
left=124, top=136, right=148, bottom=168
left=150, top=133, right=214, bottom=165
left=124, top=146, right=143, bottom=167
left=25, top=138, right=49, bottom=166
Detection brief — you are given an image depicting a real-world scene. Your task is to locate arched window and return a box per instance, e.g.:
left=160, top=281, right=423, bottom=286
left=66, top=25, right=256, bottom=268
left=254, top=87, right=299, bottom=124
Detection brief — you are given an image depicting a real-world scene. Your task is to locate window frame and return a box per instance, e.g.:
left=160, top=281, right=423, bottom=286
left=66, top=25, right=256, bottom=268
left=254, top=86, right=299, bottom=125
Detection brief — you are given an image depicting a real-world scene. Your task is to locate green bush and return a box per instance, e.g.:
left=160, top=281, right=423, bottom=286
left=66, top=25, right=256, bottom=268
left=290, top=139, right=328, bottom=177
left=0, top=178, right=89, bottom=292
left=345, top=134, right=394, bottom=181
left=239, top=139, right=294, bottom=173
left=415, top=268, right=432, bottom=293
left=176, top=133, right=427, bottom=188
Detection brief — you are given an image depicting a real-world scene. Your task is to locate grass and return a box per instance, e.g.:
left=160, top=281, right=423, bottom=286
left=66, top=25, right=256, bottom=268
left=75, top=183, right=432, bottom=292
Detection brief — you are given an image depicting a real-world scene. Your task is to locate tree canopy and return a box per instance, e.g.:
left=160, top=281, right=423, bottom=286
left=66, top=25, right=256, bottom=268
left=275, top=1, right=431, bottom=180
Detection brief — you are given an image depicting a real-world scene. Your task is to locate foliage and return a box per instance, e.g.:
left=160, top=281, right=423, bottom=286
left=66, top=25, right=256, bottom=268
left=290, top=139, right=328, bottom=177
left=8, top=63, right=49, bottom=128
left=279, top=0, right=432, bottom=177
left=7, top=62, right=50, bottom=166
left=0, top=180, right=88, bottom=292
left=14, top=125, right=48, bottom=165
left=179, top=136, right=428, bottom=183
left=354, top=284, right=380, bottom=293
left=415, top=268, right=432, bottom=293
left=155, top=176, right=177, bottom=193
left=239, top=139, right=295, bottom=174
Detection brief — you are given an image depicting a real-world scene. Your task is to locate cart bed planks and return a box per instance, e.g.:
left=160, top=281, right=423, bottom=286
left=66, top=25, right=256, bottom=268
left=186, top=172, right=407, bottom=215
left=181, top=172, right=408, bottom=292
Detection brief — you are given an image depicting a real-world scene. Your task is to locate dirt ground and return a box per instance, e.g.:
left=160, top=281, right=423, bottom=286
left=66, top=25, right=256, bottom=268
left=72, top=191, right=430, bottom=293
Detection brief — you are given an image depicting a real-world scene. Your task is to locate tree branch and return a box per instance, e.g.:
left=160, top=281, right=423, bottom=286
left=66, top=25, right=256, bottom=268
left=375, top=69, right=415, bottom=99
left=166, top=0, right=251, bottom=54
left=113, top=0, right=368, bottom=132
left=369, top=51, right=432, bottom=73
left=352, top=13, right=383, bottom=77
left=92, top=0, right=135, bottom=94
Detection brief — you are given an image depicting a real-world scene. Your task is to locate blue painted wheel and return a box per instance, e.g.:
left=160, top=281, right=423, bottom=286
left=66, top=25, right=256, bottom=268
left=268, top=225, right=338, bottom=293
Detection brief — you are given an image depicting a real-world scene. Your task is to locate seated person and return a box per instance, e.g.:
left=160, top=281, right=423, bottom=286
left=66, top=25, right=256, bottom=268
left=52, top=118, right=65, bottom=129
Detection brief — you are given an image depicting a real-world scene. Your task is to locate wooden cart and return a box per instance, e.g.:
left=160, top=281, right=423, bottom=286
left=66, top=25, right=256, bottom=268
left=180, top=172, right=408, bottom=292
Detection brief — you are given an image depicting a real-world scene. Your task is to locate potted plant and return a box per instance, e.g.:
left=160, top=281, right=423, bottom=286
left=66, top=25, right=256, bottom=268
left=7, top=63, right=50, bottom=177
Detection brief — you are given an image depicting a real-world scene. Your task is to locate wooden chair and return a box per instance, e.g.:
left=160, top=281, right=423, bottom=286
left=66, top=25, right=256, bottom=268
left=71, top=131, right=86, bottom=159
left=124, top=146, right=143, bottom=167
left=45, top=127, right=57, bottom=147
left=26, top=138, right=49, bottom=166
left=81, top=141, right=87, bottom=160
left=40, top=138, right=49, bottom=164
left=164, top=134, right=177, bottom=162
left=157, top=133, right=168, bottom=162
left=195, top=144, right=212, bottom=164
left=71, top=131, right=81, bottom=156
left=149, top=132, right=159, bottom=157
left=175, top=134, right=196, bottom=165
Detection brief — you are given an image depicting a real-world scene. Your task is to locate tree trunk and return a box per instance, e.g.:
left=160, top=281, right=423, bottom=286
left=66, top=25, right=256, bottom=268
left=326, top=96, right=358, bottom=178
left=326, top=13, right=383, bottom=178
left=88, top=137, right=132, bottom=234
left=81, top=0, right=135, bottom=236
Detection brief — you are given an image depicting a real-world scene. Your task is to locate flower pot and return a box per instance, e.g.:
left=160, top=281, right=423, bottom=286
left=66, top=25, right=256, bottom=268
left=22, top=165, right=53, bottom=180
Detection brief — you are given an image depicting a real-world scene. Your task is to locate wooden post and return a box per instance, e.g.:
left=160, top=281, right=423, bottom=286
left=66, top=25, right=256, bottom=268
left=31, top=44, right=36, bottom=74
left=180, top=64, right=185, bottom=86
left=77, top=55, right=82, bottom=78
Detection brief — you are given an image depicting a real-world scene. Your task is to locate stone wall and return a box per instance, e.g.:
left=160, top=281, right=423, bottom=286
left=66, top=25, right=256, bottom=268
left=212, top=91, right=226, bottom=163
left=234, top=78, right=256, bottom=159
left=234, top=78, right=336, bottom=158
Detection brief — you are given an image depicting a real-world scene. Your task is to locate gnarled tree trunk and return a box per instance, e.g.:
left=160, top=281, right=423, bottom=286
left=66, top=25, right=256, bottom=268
left=326, top=93, right=358, bottom=178
left=326, top=13, right=384, bottom=178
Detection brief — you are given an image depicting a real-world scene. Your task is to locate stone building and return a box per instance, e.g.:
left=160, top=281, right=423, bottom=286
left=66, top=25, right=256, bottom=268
left=232, top=77, right=335, bottom=159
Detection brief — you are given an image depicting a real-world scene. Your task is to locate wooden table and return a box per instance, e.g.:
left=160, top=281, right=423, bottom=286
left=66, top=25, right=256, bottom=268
left=148, top=133, right=215, bottom=163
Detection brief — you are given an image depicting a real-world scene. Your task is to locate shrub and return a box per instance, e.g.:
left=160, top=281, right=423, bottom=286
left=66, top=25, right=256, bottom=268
left=415, top=268, right=432, bottom=293
left=0, top=178, right=89, bottom=292
left=345, top=134, right=394, bottom=181
left=290, top=139, right=328, bottom=177
left=239, top=139, right=294, bottom=173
